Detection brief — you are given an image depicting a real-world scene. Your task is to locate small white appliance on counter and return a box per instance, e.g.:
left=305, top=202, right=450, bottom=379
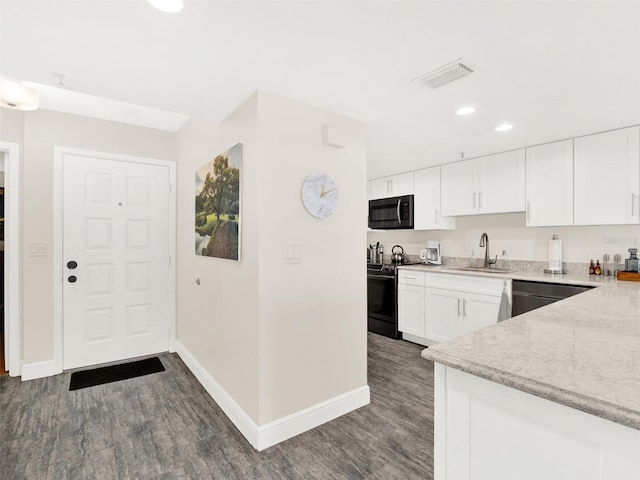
left=420, top=240, right=442, bottom=265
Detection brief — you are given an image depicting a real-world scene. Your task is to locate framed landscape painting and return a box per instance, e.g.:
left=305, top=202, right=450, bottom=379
left=195, top=143, right=241, bottom=260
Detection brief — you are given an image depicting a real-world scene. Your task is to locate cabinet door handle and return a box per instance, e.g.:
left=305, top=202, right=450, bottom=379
left=473, top=192, right=477, bottom=209
left=397, top=199, right=402, bottom=223
left=632, top=193, right=637, bottom=218
left=478, top=191, right=483, bottom=208
left=435, top=209, right=439, bottom=224
left=463, top=299, right=467, bottom=317
left=457, top=298, right=462, bottom=315
left=389, top=179, right=393, bottom=193
left=526, top=201, right=531, bottom=223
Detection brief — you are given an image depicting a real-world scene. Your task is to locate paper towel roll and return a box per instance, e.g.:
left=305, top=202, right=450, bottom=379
left=548, top=236, right=563, bottom=272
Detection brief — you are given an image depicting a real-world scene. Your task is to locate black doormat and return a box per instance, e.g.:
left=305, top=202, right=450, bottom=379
left=69, top=357, right=165, bottom=391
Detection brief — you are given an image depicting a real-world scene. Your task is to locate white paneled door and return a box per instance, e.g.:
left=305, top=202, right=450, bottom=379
left=63, top=155, right=171, bottom=369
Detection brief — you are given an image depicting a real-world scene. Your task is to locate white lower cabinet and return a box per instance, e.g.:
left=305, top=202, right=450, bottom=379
left=397, top=284, right=426, bottom=337
left=460, top=291, right=503, bottom=335
left=398, top=270, right=510, bottom=346
left=424, top=288, right=460, bottom=343
left=434, top=365, right=640, bottom=480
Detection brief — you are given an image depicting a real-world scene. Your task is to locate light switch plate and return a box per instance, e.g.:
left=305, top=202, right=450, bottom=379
left=29, top=241, right=47, bottom=257
left=283, top=242, right=302, bottom=264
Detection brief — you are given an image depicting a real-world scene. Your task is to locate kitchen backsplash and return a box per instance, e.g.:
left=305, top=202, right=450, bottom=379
left=384, top=254, right=607, bottom=276
left=368, top=212, right=640, bottom=266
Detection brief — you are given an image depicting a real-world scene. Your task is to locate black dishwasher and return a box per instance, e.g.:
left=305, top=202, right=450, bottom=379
left=511, top=280, right=594, bottom=317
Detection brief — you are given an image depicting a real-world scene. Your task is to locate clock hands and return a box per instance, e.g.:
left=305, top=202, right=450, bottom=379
left=320, top=187, right=337, bottom=198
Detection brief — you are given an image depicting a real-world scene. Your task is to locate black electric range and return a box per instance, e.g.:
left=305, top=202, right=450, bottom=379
left=366, top=261, right=422, bottom=339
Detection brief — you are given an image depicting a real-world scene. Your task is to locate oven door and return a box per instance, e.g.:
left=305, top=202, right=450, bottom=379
left=367, top=271, right=399, bottom=338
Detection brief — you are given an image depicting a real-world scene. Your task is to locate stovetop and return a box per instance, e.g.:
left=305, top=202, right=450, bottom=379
left=367, top=261, right=423, bottom=273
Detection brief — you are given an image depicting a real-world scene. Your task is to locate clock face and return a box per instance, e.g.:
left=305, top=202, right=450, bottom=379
left=301, top=173, right=339, bottom=219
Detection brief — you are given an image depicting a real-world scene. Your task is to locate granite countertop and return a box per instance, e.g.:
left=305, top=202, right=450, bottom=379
left=407, top=264, right=640, bottom=430
left=398, top=263, right=616, bottom=287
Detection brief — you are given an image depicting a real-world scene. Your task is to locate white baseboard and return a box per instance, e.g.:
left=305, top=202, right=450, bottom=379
left=21, top=360, right=62, bottom=381
left=402, top=332, right=437, bottom=347
left=175, top=340, right=261, bottom=448
left=175, top=340, right=370, bottom=451
left=9, top=360, right=22, bottom=378
left=258, top=384, right=370, bottom=451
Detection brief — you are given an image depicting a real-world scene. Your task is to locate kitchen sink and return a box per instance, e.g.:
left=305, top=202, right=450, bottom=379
left=447, top=266, right=515, bottom=274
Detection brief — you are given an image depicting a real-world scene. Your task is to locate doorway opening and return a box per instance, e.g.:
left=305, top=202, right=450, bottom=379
left=1, top=142, right=20, bottom=377
left=1, top=152, right=5, bottom=375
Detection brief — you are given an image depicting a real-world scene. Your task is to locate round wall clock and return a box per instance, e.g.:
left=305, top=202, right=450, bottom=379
left=301, top=173, right=339, bottom=218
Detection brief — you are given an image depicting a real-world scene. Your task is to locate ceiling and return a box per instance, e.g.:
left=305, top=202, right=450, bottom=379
left=2, top=1, right=639, bottom=178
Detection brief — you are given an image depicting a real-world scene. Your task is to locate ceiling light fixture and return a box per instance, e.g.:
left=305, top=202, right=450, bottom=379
left=495, top=123, right=513, bottom=132
left=456, top=106, right=476, bottom=116
left=147, top=0, right=184, bottom=13
left=0, top=77, right=40, bottom=111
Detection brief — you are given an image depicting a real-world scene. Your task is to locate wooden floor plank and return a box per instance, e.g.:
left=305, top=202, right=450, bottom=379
left=0, top=332, right=434, bottom=479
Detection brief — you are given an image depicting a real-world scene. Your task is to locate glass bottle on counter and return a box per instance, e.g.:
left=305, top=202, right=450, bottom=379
left=625, top=248, right=639, bottom=272
left=589, top=260, right=595, bottom=275
left=594, top=260, right=602, bottom=275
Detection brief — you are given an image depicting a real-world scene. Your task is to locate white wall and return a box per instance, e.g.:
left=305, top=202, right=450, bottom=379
left=0, top=109, right=25, bottom=145
left=176, top=91, right=368, bottom=427
left=367, top=213, right=640, bottom=265
left=176, top=96, right=261, bottom=421
left=4, top=109, right=177, bottom=364
left=256, top=92, right=368, bottom=424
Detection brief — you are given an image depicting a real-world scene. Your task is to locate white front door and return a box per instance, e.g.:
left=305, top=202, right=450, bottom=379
left=63, top=154, right=171, bottom=369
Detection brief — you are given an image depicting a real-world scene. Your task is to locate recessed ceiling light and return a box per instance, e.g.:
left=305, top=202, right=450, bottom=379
left=0, top=77, right=40, bottom=111
left=456, top=106, right=476, bottom=116
left=495, top=124, right=513, bottom=132
left=147, top=0, right=184, bottom=13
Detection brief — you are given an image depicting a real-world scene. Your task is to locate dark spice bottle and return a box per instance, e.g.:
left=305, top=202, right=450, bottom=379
left=594, top=260, right=602, bottom=275
left=589, top=260, right=595, bottom=275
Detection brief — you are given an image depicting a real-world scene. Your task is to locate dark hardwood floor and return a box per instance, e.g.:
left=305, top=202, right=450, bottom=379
left=0, top=333, right=434, bottom=479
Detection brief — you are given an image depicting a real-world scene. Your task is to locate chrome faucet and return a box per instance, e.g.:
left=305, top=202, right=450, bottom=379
left=479, top=232, right=497, bottom=268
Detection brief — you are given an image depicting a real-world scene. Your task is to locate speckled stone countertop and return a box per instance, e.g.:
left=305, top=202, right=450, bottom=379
left=399, top=262, right=616, bottom=287
left=405, top=264, right=640, bottom=430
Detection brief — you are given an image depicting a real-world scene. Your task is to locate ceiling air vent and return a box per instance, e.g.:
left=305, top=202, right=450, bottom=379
left=413, top=59, right=474, bottom=89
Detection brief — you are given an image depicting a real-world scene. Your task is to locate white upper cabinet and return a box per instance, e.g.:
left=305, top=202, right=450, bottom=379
left=441, top=159, right=475, bottom=216
left=574, top=126, right=640, bottom=225
left=441, top=149, right=525, bottom=216
left=369, top=172, right=414, bottom=199
left=480, top=150, right=526, bottom=214
left=525, top=139, right=574, bottom=226
left=413, top=166, right=455, bottom=230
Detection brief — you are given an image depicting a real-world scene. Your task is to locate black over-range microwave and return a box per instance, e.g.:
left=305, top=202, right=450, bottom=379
left=368, top=195, right=414, bottom=230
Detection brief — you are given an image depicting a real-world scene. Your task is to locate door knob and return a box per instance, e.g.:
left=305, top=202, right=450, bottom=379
left=68, top=275, right=77, bottom=283
left=67, top=261, right=78, bottom=269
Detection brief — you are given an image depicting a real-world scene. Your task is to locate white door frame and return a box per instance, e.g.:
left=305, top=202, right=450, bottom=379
left=53, top=147, right=176, bottom=374
left=1, top=141, right=21, bottom=376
